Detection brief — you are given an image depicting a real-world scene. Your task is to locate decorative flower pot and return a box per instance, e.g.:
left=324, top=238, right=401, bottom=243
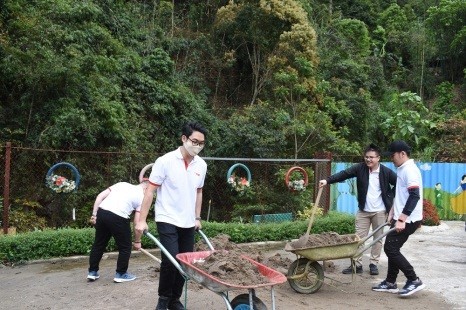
left=285, top=166, right=308, bottom=192
left=227, top=163, right=252, bottom=194
left=45, top=162, right=80, bottom=193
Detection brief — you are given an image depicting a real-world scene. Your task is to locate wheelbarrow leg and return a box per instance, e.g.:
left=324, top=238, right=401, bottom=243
left=218, top=292, right=234, bottom=310
left=248, top=288, right=256, bottom=308
left=270, top=286, right=277, bottom=310
left=350, top=258, right=357, bottom=281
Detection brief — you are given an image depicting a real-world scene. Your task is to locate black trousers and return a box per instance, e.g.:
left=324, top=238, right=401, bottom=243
left=88, top=208, right=132, bottom=274
left=157, top=222, right=195, bottom=300
left=384, top=220, right=421, bottom=283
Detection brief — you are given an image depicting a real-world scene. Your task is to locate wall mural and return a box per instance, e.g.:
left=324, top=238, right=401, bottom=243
left=329, top=162, right=466, bottom=220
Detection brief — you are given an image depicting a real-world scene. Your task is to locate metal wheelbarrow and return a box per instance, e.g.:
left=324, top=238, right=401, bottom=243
left=284, top=222, right=395, bottom=294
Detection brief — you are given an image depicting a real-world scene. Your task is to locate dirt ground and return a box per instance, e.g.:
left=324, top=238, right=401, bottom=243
left=1, top=221, right=465, bottom=310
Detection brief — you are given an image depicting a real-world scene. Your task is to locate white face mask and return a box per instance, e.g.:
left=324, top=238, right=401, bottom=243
left=183, top=140, right=204, bottom=156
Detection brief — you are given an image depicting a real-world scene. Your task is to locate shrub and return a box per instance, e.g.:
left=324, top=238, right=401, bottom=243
left=296, top=205, right=324, bottom=221
left=422, top=198, right=440, bottom=226
left=0, top=212, right=355, bottom=263
left=9, top=210, right=48, bottom=233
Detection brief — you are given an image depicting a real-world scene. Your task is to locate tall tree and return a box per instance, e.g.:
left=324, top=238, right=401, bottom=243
left=0, top=0, right=214, bottom=152
left=426, top=0, right=466, bottom=81
left=317, top=18, right=374, bottom=147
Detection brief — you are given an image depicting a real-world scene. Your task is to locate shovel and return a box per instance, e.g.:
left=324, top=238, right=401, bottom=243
left=293, top=186, right=323, bottom=248
left=140, top=248, right=161, bottom=264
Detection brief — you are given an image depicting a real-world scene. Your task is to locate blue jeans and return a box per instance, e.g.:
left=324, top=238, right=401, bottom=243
left=89, top=209, right=132, bottom=274
left=384, top=220, right=421, bottom=283
left=157, top=222, right=195, bottom=299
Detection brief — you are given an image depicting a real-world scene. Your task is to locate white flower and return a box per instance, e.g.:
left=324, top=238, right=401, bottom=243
left=288, top=179, right=306, bottom=191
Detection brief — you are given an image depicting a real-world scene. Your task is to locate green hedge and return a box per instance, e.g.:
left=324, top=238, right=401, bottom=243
left=0, top=212, right=355, bottom=263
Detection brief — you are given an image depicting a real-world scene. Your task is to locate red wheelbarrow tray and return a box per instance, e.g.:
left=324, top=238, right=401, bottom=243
left=176, top=250, right=287, bottom=293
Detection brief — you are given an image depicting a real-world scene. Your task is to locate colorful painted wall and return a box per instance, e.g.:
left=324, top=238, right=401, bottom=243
left=328, top=162, right=466, bottom=219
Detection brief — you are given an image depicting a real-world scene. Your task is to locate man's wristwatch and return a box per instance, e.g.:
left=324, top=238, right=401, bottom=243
left=195, top=217, right=201, bottom=221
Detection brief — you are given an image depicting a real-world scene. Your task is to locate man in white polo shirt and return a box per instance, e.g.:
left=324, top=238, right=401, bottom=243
left=87, top=180, right=148, bottom=283
left=372, top=140, right=425, bottom=297
left=136, top=121, right=208, bottom=310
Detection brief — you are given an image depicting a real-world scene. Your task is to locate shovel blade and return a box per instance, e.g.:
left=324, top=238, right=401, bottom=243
left=292, top=234, right=310, bottom=249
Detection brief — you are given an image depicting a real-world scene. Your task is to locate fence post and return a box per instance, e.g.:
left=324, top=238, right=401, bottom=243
left=3, top=142, right=11, bottom=234
left=314, top=151, right=333, bottom=213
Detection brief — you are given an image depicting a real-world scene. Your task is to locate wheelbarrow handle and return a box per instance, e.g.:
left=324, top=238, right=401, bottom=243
left=359, top=222, right=390, bottom=245
left=197, top=229, right=215, bottom=251
left=354, top=226, right=396, bottom=258
left=143, top=229, right=215, bottom=251
left=142, top=229, right=214, bottom=277
left=143, top=230, right=188, bottom=277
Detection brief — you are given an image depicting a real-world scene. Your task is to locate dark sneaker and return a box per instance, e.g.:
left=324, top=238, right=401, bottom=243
left=87, top=271, right=100, bottom=281
left=398, top=278, right=425, bottom=297
left=168, top=298, right=185, bottom=310
left=342, top=265, right=362, bottom=274
left=113, top=272, right=136, bottom=283
left=156, top=296, right=169, bottom=310
left=372, top=280, right=399, bottom=293
left=369, top=263, right=379, bottom=275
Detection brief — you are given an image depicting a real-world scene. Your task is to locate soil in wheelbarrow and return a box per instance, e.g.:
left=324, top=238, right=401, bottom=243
left=192, top=251, right=271, bottom=286
left=288, top=231, right=357, bottom=249
left=194, top=234, right=293, bottom=284
left=192, top=233, right=357, bottom=286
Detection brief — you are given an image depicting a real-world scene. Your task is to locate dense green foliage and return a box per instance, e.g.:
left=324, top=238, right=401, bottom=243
left=1, top=0, right=464, bottom=157
left=0, top=0, right=465, bottom=229
left=0, top=211, right=355, bottom=263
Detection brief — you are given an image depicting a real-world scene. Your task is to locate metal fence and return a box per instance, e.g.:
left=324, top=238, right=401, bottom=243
left=3, top=142, right=464, bottom=233
left=1, top=143, right=332, bottom=232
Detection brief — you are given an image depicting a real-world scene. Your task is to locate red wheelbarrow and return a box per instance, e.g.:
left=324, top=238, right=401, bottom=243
left=143, top=230, right=287, bottom=309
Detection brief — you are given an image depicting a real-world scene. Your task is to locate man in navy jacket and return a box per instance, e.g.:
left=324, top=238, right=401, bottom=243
left=319, top=144, right=397, bottom=275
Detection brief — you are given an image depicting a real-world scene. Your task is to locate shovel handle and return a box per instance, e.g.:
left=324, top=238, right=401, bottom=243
left=305, top=187, right=323, bottom=236
left=140, top=248, right=161, bottom=264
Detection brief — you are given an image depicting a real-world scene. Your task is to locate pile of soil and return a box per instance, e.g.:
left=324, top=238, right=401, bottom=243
left=259, top=252, right=293, bottom=275
left=192, top=251, right=270, bottom=286
left=195, top=233, right=237, bottom=251
left=193, top=234, right=292, bottom=285
left=289, top=232, right=358, bottom=249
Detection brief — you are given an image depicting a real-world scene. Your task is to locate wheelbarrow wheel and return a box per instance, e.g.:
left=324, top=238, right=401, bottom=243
left=230, top=294, right=267, bottom=310
left=287, top=258, right=324, bottom=294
